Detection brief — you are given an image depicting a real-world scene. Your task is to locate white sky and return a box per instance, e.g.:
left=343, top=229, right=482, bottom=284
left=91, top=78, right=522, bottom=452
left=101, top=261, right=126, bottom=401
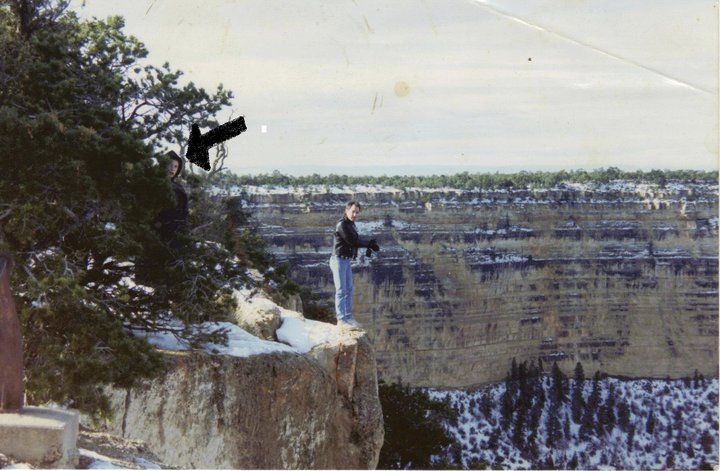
left=72, top=0, right=719, bottom=175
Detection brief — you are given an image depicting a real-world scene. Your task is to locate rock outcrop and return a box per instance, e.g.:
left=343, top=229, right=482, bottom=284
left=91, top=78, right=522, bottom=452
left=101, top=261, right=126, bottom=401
left=101, top=295, right=384, bottom=469
left=230, top=292, right=282, bottom=341
left=239, top=180, right=719, bottom=386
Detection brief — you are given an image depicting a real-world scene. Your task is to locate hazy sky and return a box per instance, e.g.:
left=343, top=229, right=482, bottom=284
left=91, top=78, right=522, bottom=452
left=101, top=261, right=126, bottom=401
left=71, top=0, right=718, bottom=175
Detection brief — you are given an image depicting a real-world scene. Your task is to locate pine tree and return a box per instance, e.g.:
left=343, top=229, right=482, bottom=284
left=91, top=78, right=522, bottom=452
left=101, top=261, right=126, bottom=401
left=645, top=411, right=656, bottom=434
left=546, top=403, right=562, bottom=448
left=551, top=362, right=568, bottom=404
left=515, top=370, right=534, bottom=422
left=528, top=360, right=538, bottom=379
left=512, top=410, right=526, bottom=447
left=452, top=445, right=463, bottom=468
left=571, top=382, right=585, bottom=423
left=564, top=415, right=571, bottom=440
left=599, top=385, right=617, bottom=433
left=587, top=371, right=602, bottom=411
left=488, top=427, right=500, bottom=450
left=617, top=401, right=631, bottom=431
left=377, top=381, right=455, bottom=469
left=626, top=425, right=635, bottom=450
left=700, top=430, right=714, bottom=454
left=570, top=362, right=585, bottom=424
left=673, top=438, right=682, bottom=452
left=594, top=406, right=605, bottom=436
left=517, top=361, right=534, bottom=418
left=573, top=361, right=585, bottom=383
left=479, top=392, right=492, bottom=418
left=673, top=408, right=683, bottom=428
left=519, top=360, right=528, bottom=384
left=501, top=384, right=515, bottom=427
left=525, top=431, right=538, bottom=459
left=0, top=0, right=242, bottom=414
left=579, top=404, right=595, bottom=439
left=530, top=401, right=543, bottom=434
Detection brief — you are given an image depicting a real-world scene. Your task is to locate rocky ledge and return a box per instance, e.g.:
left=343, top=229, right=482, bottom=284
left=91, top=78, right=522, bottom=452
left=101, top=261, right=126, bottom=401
left=98, top=293, right=384, bottom=469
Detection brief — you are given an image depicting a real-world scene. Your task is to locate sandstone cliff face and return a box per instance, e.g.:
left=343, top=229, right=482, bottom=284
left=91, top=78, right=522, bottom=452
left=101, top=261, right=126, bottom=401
left=103, top=296, right=383, bottom=469
left=241, top=181, right=719, bottom=386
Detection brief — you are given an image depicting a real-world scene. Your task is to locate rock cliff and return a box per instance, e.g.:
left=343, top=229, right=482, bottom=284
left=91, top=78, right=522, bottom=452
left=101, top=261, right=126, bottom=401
left=238, top=180, right=718, bottom=386
left=101, top=295, right=384, bottom=469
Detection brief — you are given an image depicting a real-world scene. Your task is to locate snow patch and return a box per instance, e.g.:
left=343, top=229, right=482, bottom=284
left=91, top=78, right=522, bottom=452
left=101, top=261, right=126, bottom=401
left=79, top=449, right=126, bottom=469
left=133, top=320, right=296, bottom=358
left=276, top=315, right=342, bottom=354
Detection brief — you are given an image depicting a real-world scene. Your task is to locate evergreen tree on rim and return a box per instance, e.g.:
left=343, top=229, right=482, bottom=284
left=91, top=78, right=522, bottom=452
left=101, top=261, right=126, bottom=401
left=571, top=361, right=586, bottom=422
left=0, top=0, right=247, bottom=414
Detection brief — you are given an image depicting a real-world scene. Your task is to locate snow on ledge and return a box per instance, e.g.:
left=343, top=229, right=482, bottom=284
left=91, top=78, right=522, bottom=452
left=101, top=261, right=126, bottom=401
left=134, top=293, right=347, bottom=359
left=133, top=320, right=296, bottom=358
left=208, top=321, right=298, bottom=357
left=276, top=315, right=343, bottom=354
left=236, top=289, right=347, bottom=354
left=79, top=449, right=127, bottom=469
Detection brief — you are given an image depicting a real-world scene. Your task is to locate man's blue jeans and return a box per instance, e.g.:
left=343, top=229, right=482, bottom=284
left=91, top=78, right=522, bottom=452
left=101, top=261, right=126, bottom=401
left=329, top=255, right=353, bottom=321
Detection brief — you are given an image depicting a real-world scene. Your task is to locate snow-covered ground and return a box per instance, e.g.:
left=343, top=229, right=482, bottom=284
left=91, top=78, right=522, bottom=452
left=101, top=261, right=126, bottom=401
left=427, top=377, right=719, bottom=470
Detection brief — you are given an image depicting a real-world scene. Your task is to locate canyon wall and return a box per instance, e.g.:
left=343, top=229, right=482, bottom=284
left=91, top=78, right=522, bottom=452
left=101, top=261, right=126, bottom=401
left=238, top=181, right=719, bottom=387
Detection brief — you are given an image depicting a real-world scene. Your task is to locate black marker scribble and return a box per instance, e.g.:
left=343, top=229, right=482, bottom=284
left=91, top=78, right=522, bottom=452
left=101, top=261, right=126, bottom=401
left=186, top=116, right=247, bottom=170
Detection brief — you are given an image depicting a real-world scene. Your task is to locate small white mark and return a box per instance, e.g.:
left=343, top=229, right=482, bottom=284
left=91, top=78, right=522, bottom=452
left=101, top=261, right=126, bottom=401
left=261, top=125, right=268, bottom=133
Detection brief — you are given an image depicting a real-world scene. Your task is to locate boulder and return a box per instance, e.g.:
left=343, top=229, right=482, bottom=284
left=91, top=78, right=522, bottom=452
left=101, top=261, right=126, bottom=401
left=230, top=291, right=282, bottom=341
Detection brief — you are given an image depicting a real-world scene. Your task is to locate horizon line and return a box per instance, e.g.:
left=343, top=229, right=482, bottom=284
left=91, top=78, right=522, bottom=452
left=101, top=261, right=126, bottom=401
left=215, top=165, right=719, bottom=178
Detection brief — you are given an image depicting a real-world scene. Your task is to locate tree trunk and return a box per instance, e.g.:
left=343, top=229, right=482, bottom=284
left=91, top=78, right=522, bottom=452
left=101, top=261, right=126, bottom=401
left=0, top=254, right=24, bottom=412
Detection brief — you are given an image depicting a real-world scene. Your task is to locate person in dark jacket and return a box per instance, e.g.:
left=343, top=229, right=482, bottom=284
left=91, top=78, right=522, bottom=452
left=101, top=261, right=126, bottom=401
left=330, top=201, right=380, bottom=329
left=156, top=151, right=189, bottom=251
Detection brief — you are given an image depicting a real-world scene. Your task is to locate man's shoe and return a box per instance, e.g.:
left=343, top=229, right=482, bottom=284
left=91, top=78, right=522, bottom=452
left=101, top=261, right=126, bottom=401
left=338, top=318, right=363, bottom=330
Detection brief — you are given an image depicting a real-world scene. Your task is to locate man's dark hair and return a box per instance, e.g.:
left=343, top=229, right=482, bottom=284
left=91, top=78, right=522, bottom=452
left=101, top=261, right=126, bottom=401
left=346, top=201, right=361, bottom=211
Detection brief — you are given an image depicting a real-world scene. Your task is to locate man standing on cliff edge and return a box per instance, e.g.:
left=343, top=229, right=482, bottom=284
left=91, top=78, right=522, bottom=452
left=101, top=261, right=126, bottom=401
left=330, top=201, right=380, bottom=329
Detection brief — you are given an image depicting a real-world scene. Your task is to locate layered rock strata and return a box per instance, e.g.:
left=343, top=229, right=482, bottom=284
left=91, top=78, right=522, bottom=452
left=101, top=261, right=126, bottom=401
left=235, top=181, right=719, bottom=386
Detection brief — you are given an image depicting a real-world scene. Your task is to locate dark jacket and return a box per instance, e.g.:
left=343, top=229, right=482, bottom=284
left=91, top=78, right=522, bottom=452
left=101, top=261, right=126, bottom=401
left=333, top=216, right=370, bottom=259
left=157, top=181, right=189, bottom=244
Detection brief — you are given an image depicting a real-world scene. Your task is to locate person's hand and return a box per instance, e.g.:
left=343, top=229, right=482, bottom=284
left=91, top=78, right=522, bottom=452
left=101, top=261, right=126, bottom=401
left=369, top=239, right=380, bottom=252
